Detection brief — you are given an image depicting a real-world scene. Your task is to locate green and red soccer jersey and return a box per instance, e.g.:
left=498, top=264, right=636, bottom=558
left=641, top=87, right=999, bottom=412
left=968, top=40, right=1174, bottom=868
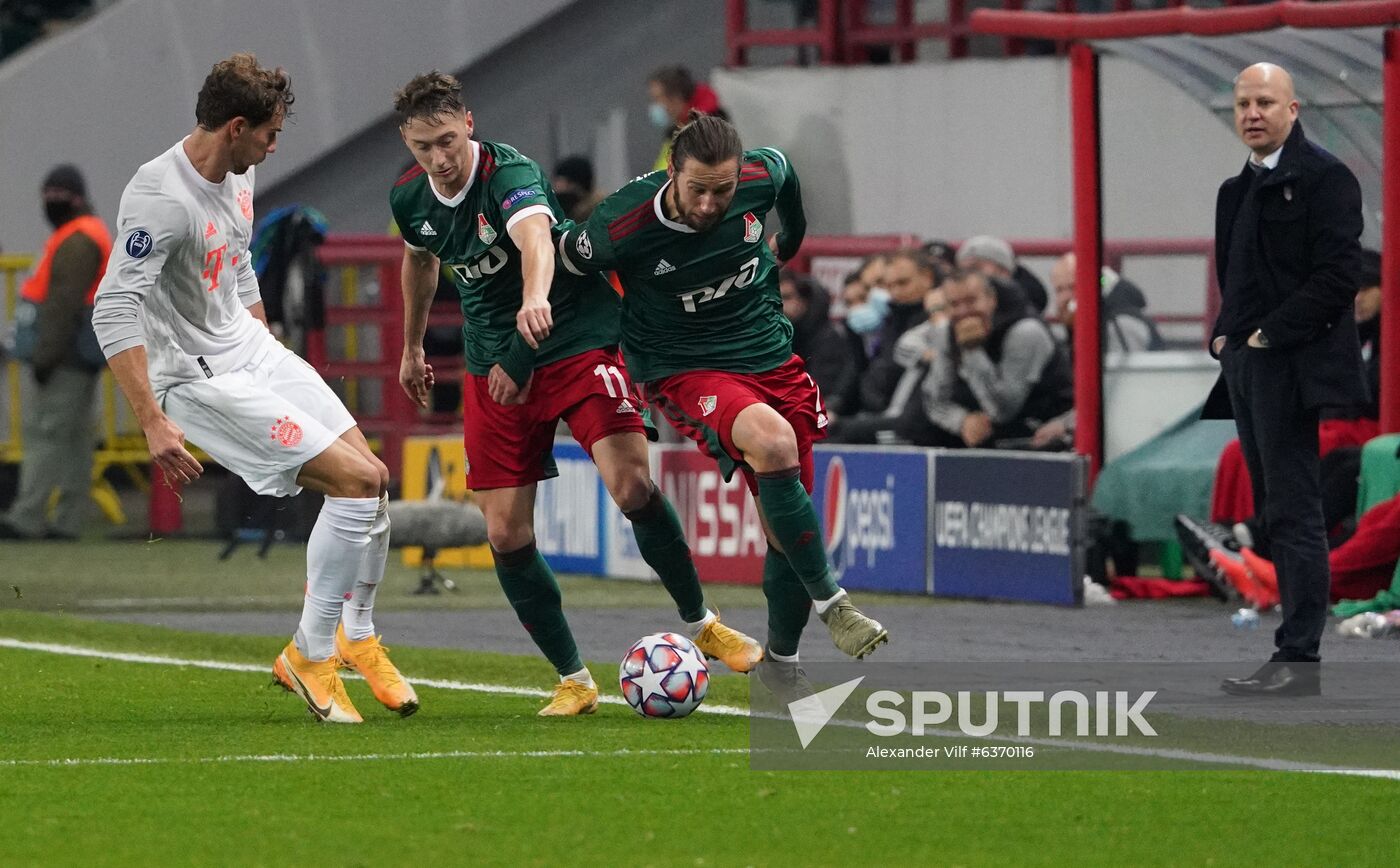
left=389, top=139, right=619, bottom=377
left=555, top=147, right=806, bottom=383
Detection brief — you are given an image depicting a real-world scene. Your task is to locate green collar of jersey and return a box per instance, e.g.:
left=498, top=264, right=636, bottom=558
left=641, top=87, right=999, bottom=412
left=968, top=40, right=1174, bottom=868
left=427, top=140, right=481, bottom=208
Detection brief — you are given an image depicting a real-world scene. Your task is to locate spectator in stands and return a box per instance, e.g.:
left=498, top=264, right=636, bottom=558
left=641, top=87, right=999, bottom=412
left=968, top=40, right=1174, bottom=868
left=840, top=253, right=890, bottom=351
left=1048, top=253, right=1166, bottom=354
left=957, top=234, right=1050, bottom=314
left=922, top=270, right=1073, bottom=449
left=855, top=248, right=939, bottom=414
left=1, top=165, right=110, bottom=541
left=780, top=271, right=859, bottom=417
left=1029, top=255, right=1165, bottom=449
left=830, top=274, right=950, bottom=445
left=647, top=66, right=728, bottom=170
left=551, top=155, right=605, bottom=222
left=1353, top=248, right=1382, bottom=419
left=922, top=239, right=957, bottom=272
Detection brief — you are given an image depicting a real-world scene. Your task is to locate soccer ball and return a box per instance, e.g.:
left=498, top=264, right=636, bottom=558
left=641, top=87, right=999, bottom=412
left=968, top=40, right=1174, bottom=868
left=619, top=632, right=709, bottom=718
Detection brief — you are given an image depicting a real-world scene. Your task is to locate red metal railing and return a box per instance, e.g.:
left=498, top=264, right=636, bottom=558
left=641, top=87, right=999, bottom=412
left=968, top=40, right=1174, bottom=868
left=311, top=234, right=463, bottom=477
left=727, top=0, right=1261, bottom=66
left=309, top=232, right=1216, bottom=481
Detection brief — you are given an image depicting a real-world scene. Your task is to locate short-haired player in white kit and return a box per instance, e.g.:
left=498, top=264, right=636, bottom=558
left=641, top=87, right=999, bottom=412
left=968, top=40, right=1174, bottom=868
left=92, top=54, right=415, bottom=723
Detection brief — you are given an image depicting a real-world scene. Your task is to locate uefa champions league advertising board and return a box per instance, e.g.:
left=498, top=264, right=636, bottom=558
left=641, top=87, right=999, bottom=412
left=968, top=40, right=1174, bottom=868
left=435, top=438, right=1085, bottom=604
left=929, top=451, right=1086, bottom=605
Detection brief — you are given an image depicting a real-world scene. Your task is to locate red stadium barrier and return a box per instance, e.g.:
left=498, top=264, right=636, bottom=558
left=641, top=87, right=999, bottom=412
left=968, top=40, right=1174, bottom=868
left=303, top=232, right=1215, bottom=486
left=311, top=234, right=463, bottom=479
left=725, top=0, right=1260, bottom=66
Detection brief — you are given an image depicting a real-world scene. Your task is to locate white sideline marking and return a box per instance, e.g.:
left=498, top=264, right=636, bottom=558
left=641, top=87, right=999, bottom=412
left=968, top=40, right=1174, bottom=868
left=0, top=637, right=752, bottom=716
left=2, top=637, right=1397, bottom=779
left=0, top=748, right=752, bottom=769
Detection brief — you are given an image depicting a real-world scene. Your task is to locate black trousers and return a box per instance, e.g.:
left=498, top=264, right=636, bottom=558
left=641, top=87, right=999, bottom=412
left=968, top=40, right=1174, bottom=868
left=1222, top=343, right=1328, bottom=662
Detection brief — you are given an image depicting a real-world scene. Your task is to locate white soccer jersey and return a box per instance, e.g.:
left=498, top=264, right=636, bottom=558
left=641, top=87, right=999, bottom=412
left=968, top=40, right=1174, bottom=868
left=93, top=138, right=273, bottom=394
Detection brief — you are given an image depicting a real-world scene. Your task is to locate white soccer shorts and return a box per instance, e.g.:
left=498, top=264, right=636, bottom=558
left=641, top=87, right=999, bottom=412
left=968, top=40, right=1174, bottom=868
left=162, top=344, right=356, bottom=497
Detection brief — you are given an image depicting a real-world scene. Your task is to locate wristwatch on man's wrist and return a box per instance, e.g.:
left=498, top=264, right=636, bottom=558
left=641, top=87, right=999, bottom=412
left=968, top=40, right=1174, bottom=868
left=1253, top=328, right=1270, bottom=348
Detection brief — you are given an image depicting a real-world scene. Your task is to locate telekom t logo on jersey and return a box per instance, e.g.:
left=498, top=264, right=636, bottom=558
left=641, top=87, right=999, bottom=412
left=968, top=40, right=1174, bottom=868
left=678, top=257, right=759, bottom=313
left=202, top=244, right=228, bottom=293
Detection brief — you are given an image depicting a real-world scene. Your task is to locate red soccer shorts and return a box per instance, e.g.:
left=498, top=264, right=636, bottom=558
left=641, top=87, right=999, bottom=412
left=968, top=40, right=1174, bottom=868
left=462, top=347, right=645, bottom=490
left=645, top=354, right=828, bottom=494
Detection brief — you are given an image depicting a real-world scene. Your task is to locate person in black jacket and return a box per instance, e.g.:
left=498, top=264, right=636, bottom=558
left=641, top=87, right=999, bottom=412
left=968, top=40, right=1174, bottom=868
left=922, top=270, right=1072, bottom=448
left=1206, top=63, right=1367, bottom=697
left=780, top=270, right=859, bottom=417
left=855, top=248, right=938, bottom=413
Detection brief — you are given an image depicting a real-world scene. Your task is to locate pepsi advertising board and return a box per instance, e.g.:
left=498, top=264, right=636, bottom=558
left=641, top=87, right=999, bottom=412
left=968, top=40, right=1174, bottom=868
left=930, top=451, right=1086, bottom=605
left=809, top=447, right=931, bottom=594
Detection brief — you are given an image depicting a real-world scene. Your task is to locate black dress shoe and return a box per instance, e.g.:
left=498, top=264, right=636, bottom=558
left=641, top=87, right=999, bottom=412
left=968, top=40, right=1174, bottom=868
left=1221, top=662, right=1321, bottom=697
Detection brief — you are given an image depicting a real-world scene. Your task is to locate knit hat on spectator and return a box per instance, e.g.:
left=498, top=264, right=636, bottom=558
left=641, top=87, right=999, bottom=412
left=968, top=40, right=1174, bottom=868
left=957, top=235, right=1015, bottom=272
left=43, top=164, right=87, bottom=197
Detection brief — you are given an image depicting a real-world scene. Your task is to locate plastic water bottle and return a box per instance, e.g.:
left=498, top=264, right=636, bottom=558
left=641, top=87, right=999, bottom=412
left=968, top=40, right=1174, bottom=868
left=1231, top=608, right=1260, bottom=630
left=1358, top=611, right=1394, bottom=639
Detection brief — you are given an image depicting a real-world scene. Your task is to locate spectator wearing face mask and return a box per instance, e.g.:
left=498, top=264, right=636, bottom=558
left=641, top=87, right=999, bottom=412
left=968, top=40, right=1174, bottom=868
left=1, top=164, right=111, bottom=541
left=646, top=65, right=728, bottom=171
left=856, top=249, right=939, bottom=413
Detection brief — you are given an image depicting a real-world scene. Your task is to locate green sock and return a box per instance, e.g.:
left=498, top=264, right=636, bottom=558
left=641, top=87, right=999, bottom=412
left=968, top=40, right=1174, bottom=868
left=624, top=485, right=708, bottom=623
left=492, top=541, right=583, bottom=676
left=763, top=548, right=811, bottom=657
left=756, top=468, right=841, bottom=600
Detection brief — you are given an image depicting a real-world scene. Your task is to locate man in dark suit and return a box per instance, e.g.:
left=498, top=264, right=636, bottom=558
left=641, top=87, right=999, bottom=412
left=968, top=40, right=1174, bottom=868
left=1206, top=63, right=1368, bottom=696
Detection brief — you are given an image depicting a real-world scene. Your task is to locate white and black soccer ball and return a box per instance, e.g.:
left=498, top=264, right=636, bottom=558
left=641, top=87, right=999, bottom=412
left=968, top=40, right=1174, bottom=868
left=619, top=632, right=709, bottom=718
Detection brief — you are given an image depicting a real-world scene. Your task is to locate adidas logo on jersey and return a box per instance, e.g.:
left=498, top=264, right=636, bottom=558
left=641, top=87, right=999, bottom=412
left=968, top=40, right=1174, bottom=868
left=653, top=259, right=675, bottom=276
left=419, top=221, right=437, bottom=236
left=616, top=400, right=637, bottom=415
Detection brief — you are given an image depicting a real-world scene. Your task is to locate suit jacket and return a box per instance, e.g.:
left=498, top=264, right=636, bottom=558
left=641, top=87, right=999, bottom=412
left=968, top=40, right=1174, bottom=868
left=1202, top=121, right=1368, bottom=420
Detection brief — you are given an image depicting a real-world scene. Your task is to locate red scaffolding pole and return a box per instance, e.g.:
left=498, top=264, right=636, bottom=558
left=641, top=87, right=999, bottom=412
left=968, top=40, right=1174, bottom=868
left=1069, top=43, right=1104, bottom=483
left=1384, top=29, right=1400, bottom=434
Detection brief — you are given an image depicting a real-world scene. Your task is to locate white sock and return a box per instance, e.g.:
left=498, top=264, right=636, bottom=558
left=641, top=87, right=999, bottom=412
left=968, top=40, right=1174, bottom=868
left=562, top=666, right=595, bottom=687
left=768, top=650, right=800, bottom=663
left=295, top=495, right=378, bottom=661
left=342, top=493, right=390, bottom=642
left=684, top=608, right=716, bottom=639
left=812, top=588, right=848, bottom=616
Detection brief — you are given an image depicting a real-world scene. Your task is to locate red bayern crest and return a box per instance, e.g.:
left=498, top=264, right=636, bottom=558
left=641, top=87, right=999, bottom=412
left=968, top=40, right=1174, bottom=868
left=270, top=416, right=303, bottom=447
left=238, top=189, right=254, bottom=221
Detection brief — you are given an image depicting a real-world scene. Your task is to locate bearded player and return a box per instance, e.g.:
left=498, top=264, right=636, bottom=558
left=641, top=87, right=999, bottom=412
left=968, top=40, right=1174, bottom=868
left=390, top=72, right=762, bottom=716
left=92, top=54, right=414, bottom=724
left=556, top=114, right=889, bottom=663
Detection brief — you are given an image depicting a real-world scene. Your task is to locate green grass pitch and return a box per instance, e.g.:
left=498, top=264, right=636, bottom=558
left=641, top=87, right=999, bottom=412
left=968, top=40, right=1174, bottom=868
left=0, top=610, right=1395, bottom=866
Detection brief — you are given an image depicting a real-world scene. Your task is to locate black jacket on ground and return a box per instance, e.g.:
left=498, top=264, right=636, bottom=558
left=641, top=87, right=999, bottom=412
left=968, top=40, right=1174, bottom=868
left=1202, top=121, right=1367, bottom=419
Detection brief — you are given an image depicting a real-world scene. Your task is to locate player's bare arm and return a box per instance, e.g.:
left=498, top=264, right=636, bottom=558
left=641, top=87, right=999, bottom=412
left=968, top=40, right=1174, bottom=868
left=106, top=345, right=203, bottom=483
left=399, top=244, right=439, bottom=408
left=509, top=212, right=555, bottom=349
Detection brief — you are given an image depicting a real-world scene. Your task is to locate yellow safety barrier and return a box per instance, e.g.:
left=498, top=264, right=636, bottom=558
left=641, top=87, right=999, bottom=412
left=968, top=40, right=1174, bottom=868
left=2, top=254, right=152, bottom=526
left=399, top=435, right=493, bottom=569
